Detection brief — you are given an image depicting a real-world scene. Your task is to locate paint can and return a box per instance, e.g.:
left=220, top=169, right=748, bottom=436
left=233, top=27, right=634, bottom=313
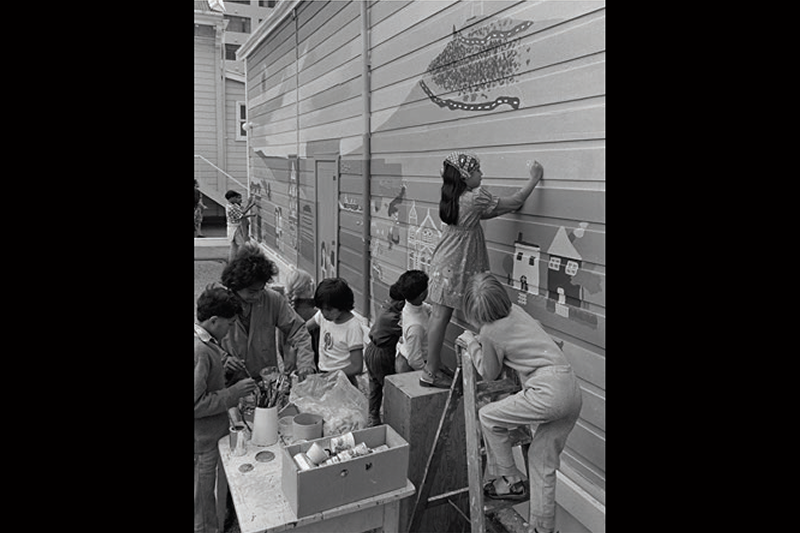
left=329, top=432, right=356, bottom=454
left=322, top=442, right=371, bottom=465
left=229, top=425, right=248, bottom=457
left=293, top=452, right=315, bottom=471
left=305, top=442, right=330, bottom=465
left=293, top=413, right=323, bottom=441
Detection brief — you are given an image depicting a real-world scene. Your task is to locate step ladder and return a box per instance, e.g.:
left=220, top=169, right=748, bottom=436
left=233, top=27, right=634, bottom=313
left=407, top=337, right=532, bottom=533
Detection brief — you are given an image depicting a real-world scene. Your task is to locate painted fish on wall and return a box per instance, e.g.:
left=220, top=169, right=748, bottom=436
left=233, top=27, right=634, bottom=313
left=420, top=17, right=535, bottom=112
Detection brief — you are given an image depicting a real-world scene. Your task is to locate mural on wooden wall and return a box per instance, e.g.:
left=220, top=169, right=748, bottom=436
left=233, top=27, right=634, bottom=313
left=420, top=17, right=535, bottom=112
left=501, top=223, right=602, bottom=329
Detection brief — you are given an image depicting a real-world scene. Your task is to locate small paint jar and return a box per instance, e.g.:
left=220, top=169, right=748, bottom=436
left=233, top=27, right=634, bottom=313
left=293, top=452, right=315, bottom=471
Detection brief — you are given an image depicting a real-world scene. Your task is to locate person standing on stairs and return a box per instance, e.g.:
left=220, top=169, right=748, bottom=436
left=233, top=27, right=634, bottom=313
left=458, top=272, right=582, bottom=533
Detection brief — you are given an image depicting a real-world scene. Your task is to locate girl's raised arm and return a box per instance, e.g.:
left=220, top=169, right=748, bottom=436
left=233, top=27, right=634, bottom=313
left=485, top=160, right=543, bottom=218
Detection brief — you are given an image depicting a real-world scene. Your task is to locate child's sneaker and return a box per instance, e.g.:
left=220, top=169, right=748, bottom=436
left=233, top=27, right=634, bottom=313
left=419, top=368, right=452, bottom=389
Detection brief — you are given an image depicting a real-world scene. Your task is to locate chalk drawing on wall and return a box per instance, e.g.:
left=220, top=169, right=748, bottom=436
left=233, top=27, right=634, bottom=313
left=420, top=17, right=535, bottom=112
left=407, top=201, right=442, bottom=273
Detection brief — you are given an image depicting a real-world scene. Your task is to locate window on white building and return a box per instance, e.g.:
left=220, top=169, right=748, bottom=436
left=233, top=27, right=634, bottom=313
left=236, top=102, right=247, bottom=140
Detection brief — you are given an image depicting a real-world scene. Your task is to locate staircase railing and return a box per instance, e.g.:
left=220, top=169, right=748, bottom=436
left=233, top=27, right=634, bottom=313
left=194, top=154, right=248, bottom=207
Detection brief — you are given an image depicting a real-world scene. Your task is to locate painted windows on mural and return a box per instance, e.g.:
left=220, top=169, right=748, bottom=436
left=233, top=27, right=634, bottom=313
left=549, top=257, right=561, bottom=270
left=565, top=260, right=579, bottom=276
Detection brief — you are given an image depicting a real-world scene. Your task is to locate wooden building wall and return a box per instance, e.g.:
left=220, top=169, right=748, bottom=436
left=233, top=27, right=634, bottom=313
left=366, top=1, right=606, bottom=509
left=242, top=1, right=605, bottom=528
left=194, top=23, right=220, bottom=164
left=225, top=77, right=248, bottom=181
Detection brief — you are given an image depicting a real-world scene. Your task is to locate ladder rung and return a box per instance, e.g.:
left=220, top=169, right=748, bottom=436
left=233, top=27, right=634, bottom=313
left=487, top=507, right=531, bottom=533
left=425, top=487, right=470, bottom=507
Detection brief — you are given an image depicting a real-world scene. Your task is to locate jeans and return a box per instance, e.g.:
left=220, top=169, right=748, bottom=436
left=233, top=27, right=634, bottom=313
left=194, top=447, right=220, bottom=533
left=364, top=343, right=397, bottom=422
left=479, top=365, right=582, bottom=533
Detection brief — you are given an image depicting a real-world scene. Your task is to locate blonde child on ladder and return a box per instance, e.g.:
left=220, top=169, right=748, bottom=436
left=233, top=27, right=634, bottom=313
left=423, top=151, right=543, bottom=388
left=459, top=272, right=582, bottom=533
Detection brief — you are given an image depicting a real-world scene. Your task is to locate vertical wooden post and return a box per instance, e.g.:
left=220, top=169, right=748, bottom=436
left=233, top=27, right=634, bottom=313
left=461, top=346, right=486, bottom=533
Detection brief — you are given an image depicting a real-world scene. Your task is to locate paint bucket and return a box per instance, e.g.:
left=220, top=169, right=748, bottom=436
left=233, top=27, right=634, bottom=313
left=293, top=413, right=323, bottom=441
left=251, top=406, right=278, bottom=446
left=229, top=425, right=248, bottom=457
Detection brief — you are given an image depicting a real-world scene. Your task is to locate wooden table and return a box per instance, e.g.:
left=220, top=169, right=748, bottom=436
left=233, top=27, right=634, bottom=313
left=217, top=435, right=416, bottom=533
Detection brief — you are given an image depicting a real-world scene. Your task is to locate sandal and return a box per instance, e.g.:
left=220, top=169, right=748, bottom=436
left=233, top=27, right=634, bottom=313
left=439, top=365, right=455, bottom=378
left=483, top=477, right=529, bottom=502
left=419, top=369, right=453, bottom=389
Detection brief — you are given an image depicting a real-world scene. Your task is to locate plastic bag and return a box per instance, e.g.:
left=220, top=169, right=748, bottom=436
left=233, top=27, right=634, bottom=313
left=288, top=370, right=368, bottom=437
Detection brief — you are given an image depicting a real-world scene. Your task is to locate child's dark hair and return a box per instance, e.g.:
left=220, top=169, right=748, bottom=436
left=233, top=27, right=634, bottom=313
left=197, top=286, right=242, bottom=322
left=314, top=278, right=354, bottom=311
left=221, top=244, right=279, bottom=291
left=439, top=163, right=468, bottom=225
left=392, top=270, right=428, bottom=302
left=225, top=190, right=242, bottom=200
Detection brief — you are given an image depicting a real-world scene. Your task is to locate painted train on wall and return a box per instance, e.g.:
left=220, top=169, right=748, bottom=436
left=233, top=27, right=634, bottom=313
left=237, top=1, right=604, bottom=530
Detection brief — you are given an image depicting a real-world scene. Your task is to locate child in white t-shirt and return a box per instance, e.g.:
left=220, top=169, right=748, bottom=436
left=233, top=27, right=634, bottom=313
left=306, top=278, right=364, bottom=386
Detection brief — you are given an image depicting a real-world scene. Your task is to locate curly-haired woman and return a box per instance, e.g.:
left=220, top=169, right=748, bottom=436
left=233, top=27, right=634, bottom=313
left=220, top=244, right=317, bottom=383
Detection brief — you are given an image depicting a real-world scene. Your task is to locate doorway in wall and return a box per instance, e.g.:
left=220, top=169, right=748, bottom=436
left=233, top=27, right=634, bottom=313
left=315, top=159, right=339, bottom=283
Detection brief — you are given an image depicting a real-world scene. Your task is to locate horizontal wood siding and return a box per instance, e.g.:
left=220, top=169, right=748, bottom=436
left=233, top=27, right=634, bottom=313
left=194, top=32, right=218, bottom=163
left=246, top=9, right=298, bottom=258
left=367, top=0, right=606, bottom=503
left=242, top=1, right=606, bottom=521
left=296, top=0, right=364, bottom=311
left=225, top=78, right=248, bottom=182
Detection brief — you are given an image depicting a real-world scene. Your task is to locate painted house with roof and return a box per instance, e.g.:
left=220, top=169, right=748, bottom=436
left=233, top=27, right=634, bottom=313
left=547, top=225, right=583, bottom=308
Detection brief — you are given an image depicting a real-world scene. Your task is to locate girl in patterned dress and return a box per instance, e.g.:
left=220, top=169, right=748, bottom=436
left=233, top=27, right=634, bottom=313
left=422, top=151, right=543, bottom=388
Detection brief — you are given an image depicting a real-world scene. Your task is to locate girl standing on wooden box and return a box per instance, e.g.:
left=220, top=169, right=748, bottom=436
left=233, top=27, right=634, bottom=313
left=422, top=151, right=543, bottom=388
left=459, top=272, right=582, bottom=533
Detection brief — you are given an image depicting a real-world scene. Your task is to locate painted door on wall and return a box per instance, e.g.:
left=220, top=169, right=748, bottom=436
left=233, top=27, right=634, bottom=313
left=315, top=159, right=338, bottom=283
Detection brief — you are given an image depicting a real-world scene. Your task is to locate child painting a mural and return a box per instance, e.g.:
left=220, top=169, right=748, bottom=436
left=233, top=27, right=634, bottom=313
left=306, top=278, right=364, bottom=387
left=423, top=151, right=543, bottom=388
left=225, top=190, right=256, bottom=262
left=458, top=272, right=582, bottom=533
left=394, top=270, right=432, bottom=374
left=363, top=280, right=405, bottom=427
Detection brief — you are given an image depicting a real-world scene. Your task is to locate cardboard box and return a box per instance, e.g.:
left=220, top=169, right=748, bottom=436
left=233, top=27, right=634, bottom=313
left=281, top=424, right=410, bottom=517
